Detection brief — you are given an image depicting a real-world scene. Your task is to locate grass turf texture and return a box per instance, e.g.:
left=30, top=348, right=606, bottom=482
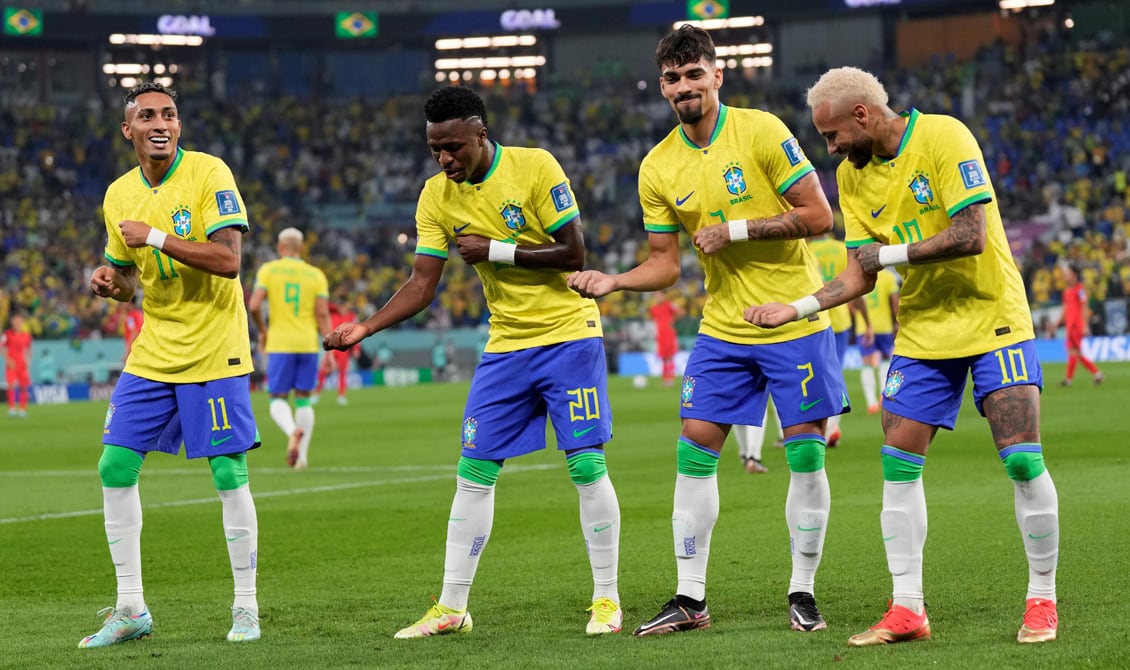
left=2, top=362, right=1127, bottom=669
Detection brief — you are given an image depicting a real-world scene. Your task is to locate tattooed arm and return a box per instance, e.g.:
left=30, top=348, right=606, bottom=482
left=692, top=172, right=833, bottom=254
left=744, top=247, right=877, bottom=328
left=857, top=203, right=987, bottom=273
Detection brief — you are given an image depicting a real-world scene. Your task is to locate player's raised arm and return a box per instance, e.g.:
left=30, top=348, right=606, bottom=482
left=745, top=246, right=877, bottom=328
left=693, top=172, right=833, bottom=254
left=119, top=222, right=243, bottom=279
left=457, top=218, right=586, bottom=271
left=90, top=264, right=140, bottom=302
left=568, top=230, right=681, bottom=299
left=324, top=254, right=445, bottom=351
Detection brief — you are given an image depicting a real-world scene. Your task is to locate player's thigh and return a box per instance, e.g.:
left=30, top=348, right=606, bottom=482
left=880, top=355, right=969, bottom=431
left=758, top=328, right=848, bottom=429
left=970, top=341, right=1042, bottom=447
left=174, top=374, right=259, bottom=458
left=535, top=338, right=613, bottom=450
left=103, top=373, right=178, bottom=452
left=461, top=349, right=544, bottom=459
left=679, top=334, right=768, bottom=426
left=266, top=353, right=299, bottom=395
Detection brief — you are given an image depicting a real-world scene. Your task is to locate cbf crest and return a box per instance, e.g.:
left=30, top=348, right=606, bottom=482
left=104, top=402, right=115, bottom=434
left=723, top=162, right=747, bottom=197
left=680, top=376, right=696, bottom=408
left=170, top=204, right=192, bottom=237
left=908, top=172, right=934, bottom=206
left=462, top=417, right=478, bottom=448
left=499, top=200, right=527, bottom=233
left=883, top=370, right=904, bottom=399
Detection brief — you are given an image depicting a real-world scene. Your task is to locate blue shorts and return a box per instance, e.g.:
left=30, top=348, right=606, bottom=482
left=680, top=330, right=849, bottom=429
left=267, top=352, right=319, bottom=394
left=104, top=372, right=260, bottom=459
left=881, top=340, right=1043, bottom=430
left=833, top=328, right=850, bottom=364
left=861, top=333, right=895, bottom=358
left=462, top=338, right=612, bottom=460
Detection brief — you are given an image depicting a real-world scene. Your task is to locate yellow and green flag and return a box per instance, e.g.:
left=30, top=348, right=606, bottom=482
left=4, top=8, right=43, bottom=36
left=335, top=11, right=377, bottom=39
left=687, top=0, right=729, bottom=20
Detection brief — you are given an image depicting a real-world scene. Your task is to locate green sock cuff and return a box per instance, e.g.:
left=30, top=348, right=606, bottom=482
left=1000, top=445, right=1046, bottom=481
left=209, top=453, right=249, bottom=490
left=881, top=445, right=925, bottom=482
left=566, top=450, right=608, bottom=485
left=676, top=438, right=719, bottom=478
left=457, top=456, right=502, bottom=486
left=99, top=445, right=144, bottom=488
left=295, top=398, right=311, bottom=408
left=784, top=436, right=826, bottom=473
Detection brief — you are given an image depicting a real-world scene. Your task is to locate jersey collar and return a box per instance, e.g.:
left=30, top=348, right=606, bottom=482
left=138, top=146, right=185, bottom=188
left=678, top=104, right=728, bottom=150
left=467, top=141, right=502, bottom=185
left=874, top=108, right=919, bottom=165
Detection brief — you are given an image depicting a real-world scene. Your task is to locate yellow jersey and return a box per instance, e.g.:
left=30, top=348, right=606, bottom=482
left=839, top=109, right=1033, bottom=358
left=639, top=105, right=829, bottom=344
left=254, top=257, right=328, bottom=353
left=415, top=143, right=602, bottom=353
left=102, top=148, right=253, bottom=382
left=807, top=237, right=852, bottom=333
left=855, top=268, right=899, bottom=335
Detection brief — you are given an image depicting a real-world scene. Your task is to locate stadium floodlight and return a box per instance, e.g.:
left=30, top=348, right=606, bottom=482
left=674, top=15, right=764, bottom=30
left=109, top=33, right=204, bottom=46
left=434, top=35, right=537, bottom=51
left=998, top=0, right=1054, bottom=8
left=715, top=43, right=772, bottom=56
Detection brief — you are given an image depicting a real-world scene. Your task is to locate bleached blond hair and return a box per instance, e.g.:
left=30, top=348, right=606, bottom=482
left=805, top=67, right=888, bottom=111
left=278, top=227, right=304, bottom=243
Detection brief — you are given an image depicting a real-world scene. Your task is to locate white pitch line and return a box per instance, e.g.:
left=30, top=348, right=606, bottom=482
left=0, top=465, right=458, bottom=477
left=0, top=463, right=557, bottom=525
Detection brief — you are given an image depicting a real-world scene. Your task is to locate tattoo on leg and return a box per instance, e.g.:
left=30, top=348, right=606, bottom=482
left=983, top=385, right=1040, bottom=449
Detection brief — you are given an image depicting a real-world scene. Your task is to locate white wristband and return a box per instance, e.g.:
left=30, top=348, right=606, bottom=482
left=487, top=239, right=517, bottom=265
left=788, top=295, right=821, bottom=321
left=146, top=228, right=168, bottom=251
left=878, top=243, right=910, bottom=267
left=728, top=219, right=749, bottom=241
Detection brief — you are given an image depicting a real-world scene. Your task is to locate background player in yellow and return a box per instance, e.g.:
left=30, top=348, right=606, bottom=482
left=84, top=82, right=261, bottom=647
left=324, top=86, right=623, bottom=638
left=854, top=268, right=899, bottom=414
left=746, top=66, right=1058, bottom=646
left=248, top=227, right=332, bottom=470
left=569, top=25, right=847, bottom=636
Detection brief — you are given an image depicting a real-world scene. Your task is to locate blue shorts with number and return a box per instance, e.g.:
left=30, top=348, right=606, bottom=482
left=461, top=338, right=612, bottom=460
left=267, top=352, right=319, bottom=394
left=680, top=330, right=849, bottom=429
left=881, top=340, right=1043, bottom=430
left=861, top=333, right=895, bottom=358
left=103, top=372, right=260, bottom=459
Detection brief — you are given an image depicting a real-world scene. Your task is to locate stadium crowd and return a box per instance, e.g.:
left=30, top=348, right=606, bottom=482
left=2, top=31, right=1129, bottom=344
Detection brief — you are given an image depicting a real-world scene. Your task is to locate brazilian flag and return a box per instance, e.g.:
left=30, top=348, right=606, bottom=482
left=686, top=0, right=729, bottom=20
left=335, top=11, right=377, bottom=39
left=4, top=8, right=43, bottom=36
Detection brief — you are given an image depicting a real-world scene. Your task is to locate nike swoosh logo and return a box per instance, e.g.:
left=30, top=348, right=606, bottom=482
left=449, top=517, right=466, bottom=522
left=1027, top=531, right=1054, bottom=540
left=800, top=397, right=824, bottom=411
left=108, top=538, right=122, bottom=545
left=593, top=523, right=613, bottom=533
left=871, top=205, right=886, bottom=218
left=882, top=535, right=896, bottom=541
left=675, top=191, right=695, bottom=206
left=636, top=611, right=683, bottom=632
left=796, top=525, right=821, bottom=532
left=454, top=223, right=471, bottom=233
left=226, top=535, right=242, bottom=542
left=573, top=426, right=597, bottom=438
left=211, top=435, right=234, bottom=447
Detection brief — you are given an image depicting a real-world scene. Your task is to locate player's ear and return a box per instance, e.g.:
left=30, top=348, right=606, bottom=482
left=121, top=120, right=133, bottom=141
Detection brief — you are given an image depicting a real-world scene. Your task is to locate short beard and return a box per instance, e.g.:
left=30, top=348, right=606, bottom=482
left=847, top=141, right=873, bottom=169
left=674, top=97, right=704, bottom=125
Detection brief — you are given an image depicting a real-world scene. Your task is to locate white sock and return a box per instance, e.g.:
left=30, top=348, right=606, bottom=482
left=878, top=360, right=891, bottom=390
left=733, top=424, right=766, bottom=461
left=673, top=473, right=719, bottom=601
left=104, top=485, right=146, bottom=614
left=860, top=366, right=878, bottom=407
left=217, top=484, right=258, bottom=612
left=576, top=474, right=621, bottom=603
left=826, top=413, right=841, bottom=435
left=269, top=398, right=295, bottom=437
left=1014, top=471, right=1059, bottom=601
left=882, top=479, right=928, bottom=613
left=294, top=405, right=315, bottom=463
left=439, top=477, right=495, bottom=611
left=786, top=469, right=830, bottom=594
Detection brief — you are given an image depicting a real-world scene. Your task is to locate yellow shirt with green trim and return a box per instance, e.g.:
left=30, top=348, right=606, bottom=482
left=839, top=109, right=1033, bottom=359
left=415, top=143, right=602, bottom=353
left=807, top=237, right=852, bottom=333
left=854, top=268, right=899, bottom=335
left=639, top=105, right=830, bottom=344
left=102, top=148, right=253, bottom=382
left=254, top=257, right=329, bottom=353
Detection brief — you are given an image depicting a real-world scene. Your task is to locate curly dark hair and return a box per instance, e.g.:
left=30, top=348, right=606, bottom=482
left=655, top=24, right=716, bottom=70
left=123, top=81, right=177, bottom=108
left=424, top=86, right=488, bottom=126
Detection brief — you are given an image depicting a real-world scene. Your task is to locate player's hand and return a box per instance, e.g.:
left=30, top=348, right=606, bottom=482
left=90, top=266, right=120, bottom=298
left=692, top=223, right=731, bottom=255
left=455, top=234, right=491, bottom=265
left=567, top=270, right=617, bottom=298
left=857, top=243, right=883, bottom=274
left=860, top=327, right=875, bottom=348
left=743, top=302, right=795, bottom=329
left=324, top=322, right=371, bottom=351
left=119, top=220, right=154, bottom=248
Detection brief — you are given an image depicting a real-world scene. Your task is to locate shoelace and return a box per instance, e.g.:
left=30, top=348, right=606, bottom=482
left=232, top=608, right=258, bottom=629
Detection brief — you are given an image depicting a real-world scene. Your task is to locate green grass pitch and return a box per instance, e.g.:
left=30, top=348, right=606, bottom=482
left=2, top=362, right=1128, bottom=669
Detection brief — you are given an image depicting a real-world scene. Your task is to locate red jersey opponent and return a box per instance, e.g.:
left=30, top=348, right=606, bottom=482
left=649, top=291, right=684, bottom=387
left=316, top=303, right=359, bottom=404
left=3, top=313, right=32, bottom=417
left=1059, top=264, right=1102, bottom=386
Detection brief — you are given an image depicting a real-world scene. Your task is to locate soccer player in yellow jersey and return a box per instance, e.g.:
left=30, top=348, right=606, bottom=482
left=854, top=269, right=899, bottom=414
left=324, top=86, right=622, bottom=638
left=747, top=67, right=1059, bottom=646
left=569, top=25, right=847, bottom=635
left=83, top=82, right=261, bottom=647
left=248, top=227, right=332, bottom=470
